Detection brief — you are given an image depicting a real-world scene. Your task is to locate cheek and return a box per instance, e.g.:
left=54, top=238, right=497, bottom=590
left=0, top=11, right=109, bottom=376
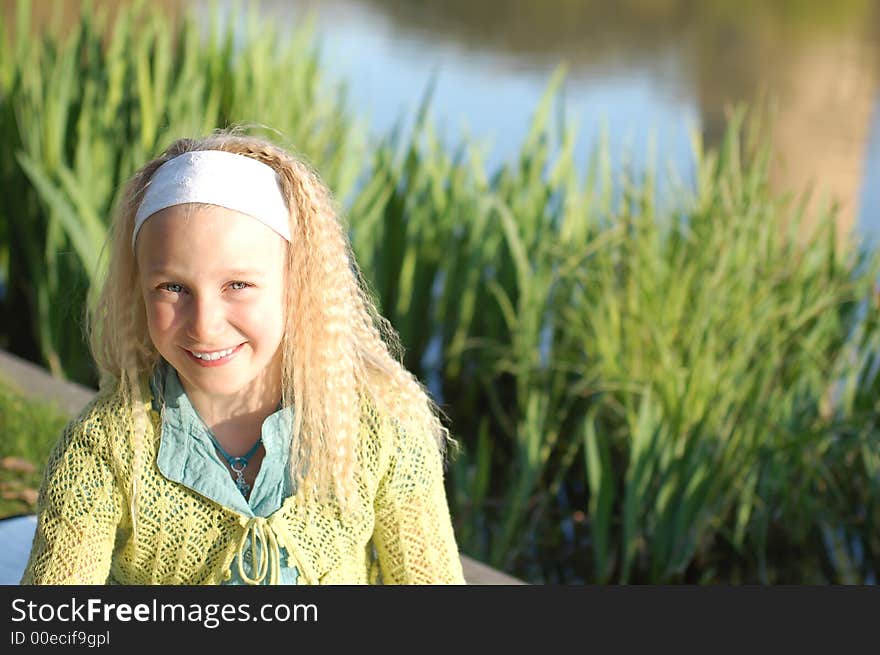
left=145, top=301, right=179, bottom=341
left=247, top=293, right=286, bottom=343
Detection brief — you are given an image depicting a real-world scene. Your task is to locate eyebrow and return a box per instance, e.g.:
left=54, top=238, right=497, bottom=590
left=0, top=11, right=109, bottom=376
left=144, top=268, right=267, bottom=278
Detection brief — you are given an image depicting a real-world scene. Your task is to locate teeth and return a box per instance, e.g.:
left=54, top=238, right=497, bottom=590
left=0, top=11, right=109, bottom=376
left=191, top=347, right=235, bottom=361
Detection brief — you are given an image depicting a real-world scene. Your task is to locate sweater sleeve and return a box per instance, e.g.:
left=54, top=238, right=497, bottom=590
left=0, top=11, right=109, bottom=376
left=20, top=408, right=123, bottom=585
left=371, top=422, right=465, bottom=584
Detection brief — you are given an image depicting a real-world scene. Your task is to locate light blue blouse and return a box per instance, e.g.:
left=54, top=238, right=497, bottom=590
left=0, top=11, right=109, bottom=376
left=150, top=361, right=299, bottom=585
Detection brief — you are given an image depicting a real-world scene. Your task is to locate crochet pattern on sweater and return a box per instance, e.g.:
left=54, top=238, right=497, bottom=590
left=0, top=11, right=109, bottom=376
left=20, top=383, right=465, bottom=585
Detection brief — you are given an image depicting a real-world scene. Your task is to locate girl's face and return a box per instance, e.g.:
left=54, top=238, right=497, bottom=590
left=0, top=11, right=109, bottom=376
left=136, top=204, right=287, bottom=413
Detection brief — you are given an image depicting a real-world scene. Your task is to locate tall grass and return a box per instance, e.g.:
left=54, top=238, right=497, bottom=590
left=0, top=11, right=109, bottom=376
left=354, top=88, right=880, bottom=582
left=562, top=125, right=879, bottom=582
left=1, top=1, right=878, bottom=583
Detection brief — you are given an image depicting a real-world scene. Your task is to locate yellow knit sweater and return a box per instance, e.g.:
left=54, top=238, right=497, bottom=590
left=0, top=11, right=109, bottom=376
left=21, top=383, right=465, bottom=585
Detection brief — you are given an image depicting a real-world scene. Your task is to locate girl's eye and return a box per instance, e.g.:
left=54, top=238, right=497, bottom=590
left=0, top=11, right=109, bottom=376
left=229, top=281, right=251, bottom=291
left=160, top=283, right=184, bottom=294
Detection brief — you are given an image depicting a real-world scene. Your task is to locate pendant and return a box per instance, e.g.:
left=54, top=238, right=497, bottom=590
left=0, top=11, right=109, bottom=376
left=230, top=460, right=251, bottom=497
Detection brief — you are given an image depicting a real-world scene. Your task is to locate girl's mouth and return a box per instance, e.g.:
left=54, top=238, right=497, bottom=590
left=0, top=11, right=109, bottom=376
left=184, top=343, right=244, bottom=367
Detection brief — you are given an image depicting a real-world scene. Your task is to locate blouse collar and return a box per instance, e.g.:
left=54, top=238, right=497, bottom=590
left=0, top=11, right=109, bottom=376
left=150, top=360, right=294, bottom=517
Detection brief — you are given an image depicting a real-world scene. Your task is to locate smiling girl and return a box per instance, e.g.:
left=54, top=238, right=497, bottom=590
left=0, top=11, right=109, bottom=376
left=21, top=132, right=465, bottom=585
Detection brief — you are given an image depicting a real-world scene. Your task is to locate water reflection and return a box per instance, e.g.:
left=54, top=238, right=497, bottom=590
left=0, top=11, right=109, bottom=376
left=352, top=0, right=880, bottom=239
left=245, top=0, right=880, bottom=241
left=5, top=0, right=880, bottom=238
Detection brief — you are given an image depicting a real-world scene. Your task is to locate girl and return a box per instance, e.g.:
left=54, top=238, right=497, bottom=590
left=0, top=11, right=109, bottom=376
left=21, top=131, right=465, bottom=585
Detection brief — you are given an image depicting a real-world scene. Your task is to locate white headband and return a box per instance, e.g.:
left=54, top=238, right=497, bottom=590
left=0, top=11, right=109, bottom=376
left=132, top=150, right=291, bottom=250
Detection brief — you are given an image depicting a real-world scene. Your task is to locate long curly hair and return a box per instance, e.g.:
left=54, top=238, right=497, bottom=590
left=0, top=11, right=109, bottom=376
left=88, top=130, right=450, bottom=522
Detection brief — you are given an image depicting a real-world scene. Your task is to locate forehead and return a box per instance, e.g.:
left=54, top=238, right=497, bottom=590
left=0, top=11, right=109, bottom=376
left=136, top=204, right=286, bottom=275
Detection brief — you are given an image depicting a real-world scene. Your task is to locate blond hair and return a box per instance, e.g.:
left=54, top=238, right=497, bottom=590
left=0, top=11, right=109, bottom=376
left=88, top=130, right=450, bottom=521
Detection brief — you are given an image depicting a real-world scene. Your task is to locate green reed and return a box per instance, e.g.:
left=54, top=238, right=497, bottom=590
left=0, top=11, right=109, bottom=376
left=353, top=83, right=880, bottom=582
left=2, top=1, right=879, bottom=583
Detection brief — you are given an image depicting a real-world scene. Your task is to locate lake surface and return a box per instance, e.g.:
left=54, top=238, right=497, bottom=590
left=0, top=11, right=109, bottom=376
left=191, top=0, right=880, bottom=245
left=7, top=0, right=880, bottom=242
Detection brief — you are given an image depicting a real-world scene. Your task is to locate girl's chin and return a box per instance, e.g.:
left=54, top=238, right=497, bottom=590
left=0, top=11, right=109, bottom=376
left=176, top=364, right=277, bottom=398
left=178, top=378, right=260, bottom=403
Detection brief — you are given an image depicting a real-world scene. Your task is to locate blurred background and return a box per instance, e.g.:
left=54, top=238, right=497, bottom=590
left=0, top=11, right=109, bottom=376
left=8, top=0, right=880, bottom=237
left=1, top=0, right=879, bottom=584
left=251, top=0, right=880, bottom=241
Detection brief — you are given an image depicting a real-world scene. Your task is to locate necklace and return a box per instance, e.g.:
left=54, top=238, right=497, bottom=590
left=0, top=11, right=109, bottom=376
left=208, top=434, right=262, bottom=498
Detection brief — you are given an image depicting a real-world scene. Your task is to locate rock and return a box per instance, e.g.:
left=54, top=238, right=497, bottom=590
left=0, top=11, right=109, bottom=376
left=0, top=457, right=36, bottom=474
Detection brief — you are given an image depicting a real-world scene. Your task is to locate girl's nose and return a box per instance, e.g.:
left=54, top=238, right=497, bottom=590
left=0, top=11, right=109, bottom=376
left=187, top=295, right=226, bottom=341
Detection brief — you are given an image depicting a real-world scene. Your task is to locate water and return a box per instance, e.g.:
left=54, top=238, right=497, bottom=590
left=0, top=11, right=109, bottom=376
left=10, top=0, right=876, bottom=237
left=196, top=0, right=880, bottom=243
